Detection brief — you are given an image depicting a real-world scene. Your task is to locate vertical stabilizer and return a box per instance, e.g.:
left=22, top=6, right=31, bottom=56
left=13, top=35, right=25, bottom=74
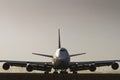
left=58, top=29, right=61, bottom=48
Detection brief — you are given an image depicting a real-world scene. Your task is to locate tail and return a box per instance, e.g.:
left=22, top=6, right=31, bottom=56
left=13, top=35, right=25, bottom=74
left=58, top=29, right=61, bottom=48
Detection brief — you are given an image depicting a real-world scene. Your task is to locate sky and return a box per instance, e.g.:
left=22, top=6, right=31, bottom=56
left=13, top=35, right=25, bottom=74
left=0, top=0, right=120, bottom=73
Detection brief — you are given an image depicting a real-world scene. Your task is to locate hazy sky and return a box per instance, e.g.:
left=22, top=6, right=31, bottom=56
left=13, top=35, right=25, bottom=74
left=0, top=0, right=120, bottom=72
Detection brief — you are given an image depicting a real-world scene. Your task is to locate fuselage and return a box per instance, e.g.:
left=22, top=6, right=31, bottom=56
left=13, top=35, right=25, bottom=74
left=53, top=48, right=70, bottom=69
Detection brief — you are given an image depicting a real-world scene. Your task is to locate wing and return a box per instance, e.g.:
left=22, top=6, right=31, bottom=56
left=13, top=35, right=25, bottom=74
left=0, top=60, right=52, bottom=72
left=70, top=60, right=120, bottom=72
left=32, top=53, right=53, bottom=58
left=70, top=53, right=86, bottom=57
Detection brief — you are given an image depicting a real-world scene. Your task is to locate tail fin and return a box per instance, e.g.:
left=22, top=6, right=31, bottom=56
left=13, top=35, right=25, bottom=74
left=58, top=29, right=61, bottom=48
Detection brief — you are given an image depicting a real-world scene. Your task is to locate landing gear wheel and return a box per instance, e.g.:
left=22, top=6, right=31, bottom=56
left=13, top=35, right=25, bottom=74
left=60, top=71, right=68, bottom=74
left=53, top=69, right=58, bottom=74
left=44, top=71, right=49, bottom=74
left=53, top=71, right=58, bottom=74
left=73, top=71, right=77, bottom=74
left=64, top=71, right=68, bottom=74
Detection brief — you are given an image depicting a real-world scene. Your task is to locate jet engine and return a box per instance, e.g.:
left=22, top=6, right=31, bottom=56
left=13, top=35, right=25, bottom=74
left=26, top=65, right=33, bottom=72
left=3, top=63, right=10, bottom=70
left=111, top=63, right=119, bottom=70
left=89, top=65, right=96, bottom=72
left=26, top=64, right=52, bottom=72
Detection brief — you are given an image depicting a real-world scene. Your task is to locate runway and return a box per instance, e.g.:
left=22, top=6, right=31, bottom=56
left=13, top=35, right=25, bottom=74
left=0, top=73, right=120, bottom=80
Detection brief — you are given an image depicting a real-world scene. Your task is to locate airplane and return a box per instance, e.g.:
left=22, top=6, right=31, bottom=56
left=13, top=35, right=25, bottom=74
left=0, top=29, right=120, bottom=74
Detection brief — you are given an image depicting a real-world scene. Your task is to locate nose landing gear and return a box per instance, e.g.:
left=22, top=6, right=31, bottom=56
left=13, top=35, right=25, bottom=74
left=53, top=69, right=58, bottom=74
left=60, top=69, right=68, bottom=74
left=53, top=69, right=68, bottom=74
left=44, top=71, right=49, bottom=74
left=73, top=71, right=77, bottom=74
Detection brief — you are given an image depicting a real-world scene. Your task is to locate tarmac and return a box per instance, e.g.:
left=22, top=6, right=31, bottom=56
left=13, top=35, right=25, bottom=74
left=0, top=73, right=120, bottom=80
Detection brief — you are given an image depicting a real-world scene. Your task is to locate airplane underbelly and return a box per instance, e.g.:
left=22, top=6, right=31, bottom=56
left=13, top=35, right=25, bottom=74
left=53, top=59, right=69, bottom=69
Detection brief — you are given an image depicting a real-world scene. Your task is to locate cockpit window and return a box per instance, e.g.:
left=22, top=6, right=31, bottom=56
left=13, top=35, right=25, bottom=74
left=60, top=48, right=67, bottom=51
left=60, top=49, right=65, bottom=51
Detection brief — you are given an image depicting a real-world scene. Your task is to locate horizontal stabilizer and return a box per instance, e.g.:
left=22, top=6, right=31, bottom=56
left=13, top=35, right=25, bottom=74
left=70, top=53, right=86, bottom=57
left=32, top=53, right=53, bottom=58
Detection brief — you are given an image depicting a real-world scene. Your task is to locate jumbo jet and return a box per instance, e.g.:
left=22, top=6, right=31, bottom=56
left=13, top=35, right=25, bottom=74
left=0, top=29, right=120, bottom=74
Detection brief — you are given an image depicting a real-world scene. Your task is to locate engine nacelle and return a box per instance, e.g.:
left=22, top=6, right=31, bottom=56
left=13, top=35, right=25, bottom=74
left=111, top=63, right=119, bottom=70
left=89, top=65, right=96, bottom=72
left=26, top=65, right=33, bottom=72
left=44, top=64, right=52, bottom=71
left=3, top=63, right=10, bottom=70
left=69, top=63, right=78, bottom=71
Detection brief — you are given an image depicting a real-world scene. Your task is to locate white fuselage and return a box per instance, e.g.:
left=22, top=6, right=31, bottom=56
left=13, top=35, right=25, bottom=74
left=52, top=48, right=70, bottom=69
